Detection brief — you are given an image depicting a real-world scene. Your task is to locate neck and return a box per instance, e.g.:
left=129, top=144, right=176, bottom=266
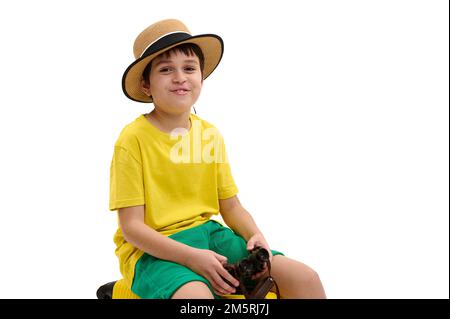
left=147, top=108, right=192, bottom=133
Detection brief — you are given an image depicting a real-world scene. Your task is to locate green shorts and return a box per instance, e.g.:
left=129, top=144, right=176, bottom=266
left=131, top=220, right=283, bottom=299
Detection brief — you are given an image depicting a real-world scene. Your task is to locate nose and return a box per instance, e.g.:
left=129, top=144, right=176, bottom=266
left=172, top=69, right=187, bottom=84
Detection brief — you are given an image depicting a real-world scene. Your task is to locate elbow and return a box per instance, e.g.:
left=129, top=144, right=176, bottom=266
left=119, top=219, right=141, bottom=244
left=121, top=228, right=132, bottom=243
left=117, top=205, right=145, bottom=243
left=120, top=223, right=133, bottom=243
left=121, top=222, right=147, bottom=248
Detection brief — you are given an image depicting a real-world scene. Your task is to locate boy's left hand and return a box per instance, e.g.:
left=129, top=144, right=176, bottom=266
left=246, top=233, right=273, bottom=280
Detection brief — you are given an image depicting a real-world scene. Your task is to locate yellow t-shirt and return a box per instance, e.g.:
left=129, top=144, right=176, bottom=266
left=109, top=113, right=238, bottom=287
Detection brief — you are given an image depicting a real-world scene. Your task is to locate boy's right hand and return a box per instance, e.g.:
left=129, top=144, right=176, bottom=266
left=185, top=248, right=240, bottom=296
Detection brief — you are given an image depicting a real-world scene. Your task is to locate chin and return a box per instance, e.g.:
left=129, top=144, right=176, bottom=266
left=170, top=100, right=197, bottom=112
left=154, top=100, right=192, bottom=113
left=168, top=104, right=193, bottom=114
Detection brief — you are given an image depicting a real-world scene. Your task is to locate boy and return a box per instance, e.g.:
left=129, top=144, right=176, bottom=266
left=110, top=18, right=326, bottom=299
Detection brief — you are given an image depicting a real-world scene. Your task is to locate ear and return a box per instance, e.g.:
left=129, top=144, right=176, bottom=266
left=140, top=79, right=152, bottom=97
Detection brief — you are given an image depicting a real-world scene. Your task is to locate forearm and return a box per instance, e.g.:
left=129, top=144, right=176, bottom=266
left=121, top=220, right=195, bottom=266
left=221, top=205, right=264, bottom=241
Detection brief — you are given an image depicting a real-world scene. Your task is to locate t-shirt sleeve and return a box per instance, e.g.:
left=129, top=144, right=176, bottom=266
left=109, top=145, right=145, bottom=211
left=216, top=135, right=239, bottom=200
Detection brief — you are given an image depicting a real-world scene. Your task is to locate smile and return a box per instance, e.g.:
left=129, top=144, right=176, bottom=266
left=171, top=89, right=189, bottom=95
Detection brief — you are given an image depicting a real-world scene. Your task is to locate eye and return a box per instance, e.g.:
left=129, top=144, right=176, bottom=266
left=185, top=66, right=197, bottom=72
left=159, top=67, right=172, bottom=73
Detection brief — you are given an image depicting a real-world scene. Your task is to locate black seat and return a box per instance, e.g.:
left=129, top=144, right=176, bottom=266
left=96, top=281, right=117, bottom=299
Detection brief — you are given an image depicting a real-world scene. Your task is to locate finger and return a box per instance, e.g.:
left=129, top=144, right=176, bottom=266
left=214, top=288, right=233, bottom=297
left=205, top=274, right=229, bottom=295
left=212, top=284, right=228, bottom=296
left=214, top=289, right=225, bottom=296
left=212, top=278, right=235, bottom=295
left=211, top=272, right=237, bottom=294
left=247, top=237, right=255, bottom=250
left=214, top=252, right=228, bottom=264
left=217, top=267, right=240, bottom=288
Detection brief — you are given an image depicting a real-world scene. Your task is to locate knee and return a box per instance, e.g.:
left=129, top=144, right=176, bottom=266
left=286, top=261, right=322, bottom=288
left=171, top=281, right=214, bottom=299
left=306, top=268, right=322, bottom=286
left=301, top=267, right=326, bottom=298
left=273, top=256, right=318, bottom=282
left=295, top=262, right=320, bottom=283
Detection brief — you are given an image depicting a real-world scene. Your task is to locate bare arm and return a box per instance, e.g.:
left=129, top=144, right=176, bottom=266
left=118, top=205, right=239, bottom=294
left=118, top=205, right=195, bottom=265
left=219, top=196, right=263, bottom=241
left=219, top=196, right=272, bottom=259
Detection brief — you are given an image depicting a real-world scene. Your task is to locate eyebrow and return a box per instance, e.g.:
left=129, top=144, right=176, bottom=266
left=154, top=59, right=199, bottom=67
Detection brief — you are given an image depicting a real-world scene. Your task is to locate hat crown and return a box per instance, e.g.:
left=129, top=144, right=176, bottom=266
left=133, top=19, right=191, bottom=59
left=123, top=19, right=223, bottom=103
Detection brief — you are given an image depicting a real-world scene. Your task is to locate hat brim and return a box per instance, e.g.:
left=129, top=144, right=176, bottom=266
left=122, top=34, right=223, bottom=103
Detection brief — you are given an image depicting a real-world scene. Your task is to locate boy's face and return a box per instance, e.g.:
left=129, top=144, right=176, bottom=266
left=143, top=51, right=203, bottom=114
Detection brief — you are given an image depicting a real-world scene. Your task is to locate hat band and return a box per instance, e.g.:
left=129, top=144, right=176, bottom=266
left=140, top=32, right=192, bottom=58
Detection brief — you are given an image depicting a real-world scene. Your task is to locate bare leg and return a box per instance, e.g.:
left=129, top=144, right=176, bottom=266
left=270, top=255, right=326, bottom=299
left=171, top=281, right=215, bottom=299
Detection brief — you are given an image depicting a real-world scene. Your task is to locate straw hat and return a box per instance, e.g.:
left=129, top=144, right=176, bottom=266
left=122, top=19, right=224, bottom=103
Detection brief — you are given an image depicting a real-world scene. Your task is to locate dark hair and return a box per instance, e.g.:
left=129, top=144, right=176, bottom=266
left=142, top=43, right=205, bottom=84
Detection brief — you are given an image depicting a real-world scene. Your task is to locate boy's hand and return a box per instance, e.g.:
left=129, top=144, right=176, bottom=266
left=185, top=248, right=240, bottom=296
left=246, top=233, right=273, bottom=280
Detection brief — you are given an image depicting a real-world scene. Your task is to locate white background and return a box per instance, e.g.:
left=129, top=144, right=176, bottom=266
left=0, top=0, right=448, bottom=299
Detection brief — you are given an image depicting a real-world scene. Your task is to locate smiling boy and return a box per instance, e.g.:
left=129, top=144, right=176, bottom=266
left=110, top=19, right=326, bottom=299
